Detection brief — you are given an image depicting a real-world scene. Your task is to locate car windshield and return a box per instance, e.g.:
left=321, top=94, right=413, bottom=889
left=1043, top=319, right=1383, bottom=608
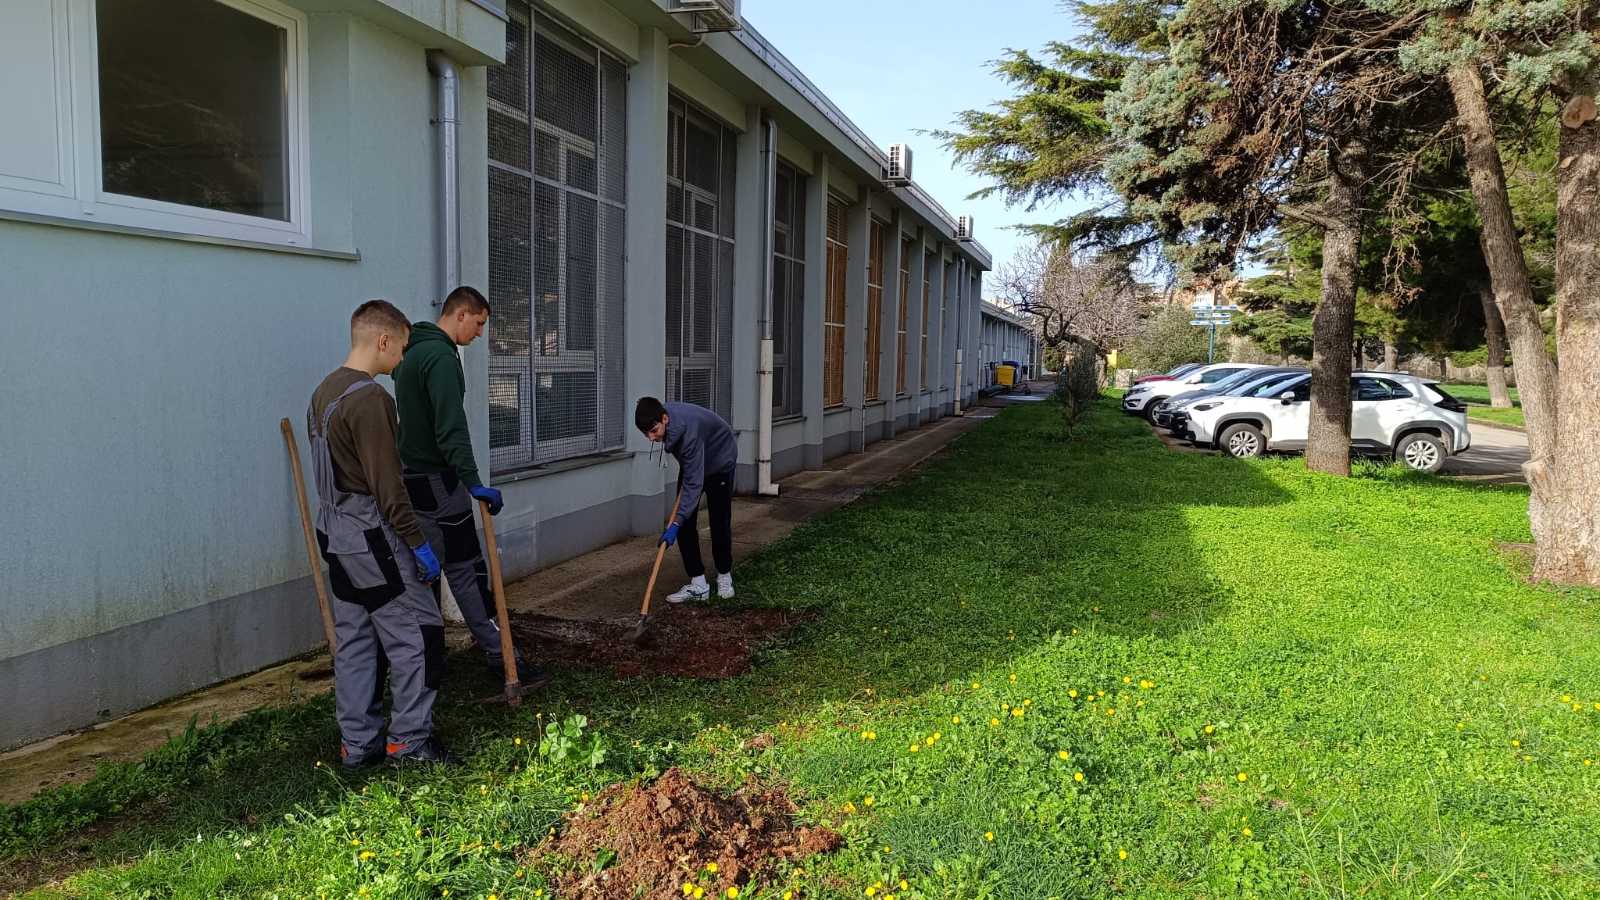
left=1207, top=368, right=1271, bottom=394
left=1168, top=363, right=1201, bottom=377
left=1226, top=370, right=1304, bottom=396
left=1246, top=373, right=1306, bottom=398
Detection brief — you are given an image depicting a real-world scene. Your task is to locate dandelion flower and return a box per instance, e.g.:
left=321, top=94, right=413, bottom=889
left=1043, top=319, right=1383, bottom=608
left=1106, top=708, right=1116, bottom=717
left=865, top=887, right=877, bottom=897
left=843, top=802, right=857, bottom=814
left=1242, top=827, right=1253, bottom=837
left=784, top=893, right=794, bottom=900
left=900, top=880, right=909, bottom=890
left=952, top=715, right=962, bottom=725
left=864, top=795, right=875, bottom=807
left=1139, top=680, right=1154, bottom=689
left=1523, top=754, right=1532, bottom=762
left=971, top=681, right=981, bottom=690
left=359, top=851, right=374, bottom=861
left=1586, top=759, right=1593, bottom=766
left=1012, top=707, right=1024, bottom=718
left=727, top=889, right=740, bottom=899
left=1204, top=725, right=1214, bottom=734
left=695, top=889, right=705, bottom=899
left=989, top=717, right=1000, bottom=727
left=707, top=862, right=719, bottom=874
left=1009, top=674, right=1018, bottom=683
left=1563, top=695, right=1573, bottom=703
left=1237, top=772, right=1249, bottom=783
left=909, top=744, right=920, bottom=753
left=1119, top=848, right=1128, bottom=860
left=1069, top=690, right=1079, bottom=699
left=984, top=831, right=995, bottom=842
left=1512, top=740, right=1521, bottom=748
left=683, top=885, right=694, bottom=897
left=925, top=736, right=935, bottom=747
left=1074, top=771, right=1085, bottom=782
left=514, top=737, right=522, bottom=746
left=1023, top=699, right=1032, bottom=707
left=1058, top=750, right=1071, bottom=760
left=1575, top=703, right=1585, bottom=712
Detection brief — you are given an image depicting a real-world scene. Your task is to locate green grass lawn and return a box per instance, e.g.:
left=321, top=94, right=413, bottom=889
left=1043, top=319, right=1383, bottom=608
left=1443, top=383, right=1525, bottom=430
left=7, top=398, right=1600, bottom=898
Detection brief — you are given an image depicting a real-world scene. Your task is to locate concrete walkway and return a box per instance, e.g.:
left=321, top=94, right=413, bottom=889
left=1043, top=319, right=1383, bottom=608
left=0, top=406, right=997, bottom=806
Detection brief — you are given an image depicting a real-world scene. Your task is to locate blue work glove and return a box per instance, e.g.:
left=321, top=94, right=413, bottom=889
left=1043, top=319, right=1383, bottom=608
left=469, top=484, right=504, bottom=516
left=413, top=542, right=442, bottom=583
left=660, top=522, right=681, bottom=547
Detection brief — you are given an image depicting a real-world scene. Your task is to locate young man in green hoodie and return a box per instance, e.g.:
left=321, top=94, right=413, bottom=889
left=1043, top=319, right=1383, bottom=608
left=393, top=286, right=540, bottom=683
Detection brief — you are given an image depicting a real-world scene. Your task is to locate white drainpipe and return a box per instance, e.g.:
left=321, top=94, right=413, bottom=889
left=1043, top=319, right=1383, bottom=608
left=427, top=50, right=461, bottom=300
left=756, top=115, right=780, bottom=495
left=426, top=49, right=466, bottom=625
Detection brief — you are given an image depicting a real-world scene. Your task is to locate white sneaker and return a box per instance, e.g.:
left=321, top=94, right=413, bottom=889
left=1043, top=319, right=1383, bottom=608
left=666, top=576, right=710, bottom=604
left=716, top=573, right=735, bottom=599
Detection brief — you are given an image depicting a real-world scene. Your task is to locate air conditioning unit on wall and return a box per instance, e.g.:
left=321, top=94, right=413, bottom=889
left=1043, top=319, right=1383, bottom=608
left=670, top=0, right=742, bottom=33
left=956, top=215, right=975, bottom=242
left=884, top=144, right=913, bottom=186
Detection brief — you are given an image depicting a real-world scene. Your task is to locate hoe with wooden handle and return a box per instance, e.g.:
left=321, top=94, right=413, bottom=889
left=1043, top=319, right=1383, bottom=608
left=628, top=490, right=682, bottom=645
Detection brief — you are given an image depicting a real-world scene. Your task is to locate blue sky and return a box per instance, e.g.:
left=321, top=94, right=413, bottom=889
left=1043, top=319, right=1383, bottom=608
left=743, top=0, right=1095, bottom=285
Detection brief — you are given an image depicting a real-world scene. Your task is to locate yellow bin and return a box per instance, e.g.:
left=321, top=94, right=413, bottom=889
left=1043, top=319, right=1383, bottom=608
left=995, top=364, right=1016, bottom=387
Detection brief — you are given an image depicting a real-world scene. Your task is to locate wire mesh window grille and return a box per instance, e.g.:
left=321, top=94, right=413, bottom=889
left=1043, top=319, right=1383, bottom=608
left=487, top=3, right=626, bottom=472
left=772, top=161, right=806, bottom=417
left=897, top=236, right=911, bottom=396
left=864, top=219, right=885, bottom=403
left=665, top=94, right=737, bottom=419
left=823, top=196, right=848, bottom=408
left=921, top=249, right=933, bottom=391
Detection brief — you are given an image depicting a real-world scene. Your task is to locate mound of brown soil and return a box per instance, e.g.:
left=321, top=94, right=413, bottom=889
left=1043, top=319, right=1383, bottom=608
left=510, top=607, right=808, bottom=679
left=534, top=767, right=839, bottom=898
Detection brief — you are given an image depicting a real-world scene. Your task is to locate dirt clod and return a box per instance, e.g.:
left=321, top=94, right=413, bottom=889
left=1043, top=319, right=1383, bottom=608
left=510, top=607, right=808, bottom=679
left=534, top=767, right=839, bottom=899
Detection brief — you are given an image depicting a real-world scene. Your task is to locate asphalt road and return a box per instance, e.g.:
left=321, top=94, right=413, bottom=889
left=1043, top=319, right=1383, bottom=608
left=1442, top=422, right=1529, bottom=484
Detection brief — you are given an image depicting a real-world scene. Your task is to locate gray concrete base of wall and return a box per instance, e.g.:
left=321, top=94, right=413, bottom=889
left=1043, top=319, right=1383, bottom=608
left=0, top=577, right=326, bottom=750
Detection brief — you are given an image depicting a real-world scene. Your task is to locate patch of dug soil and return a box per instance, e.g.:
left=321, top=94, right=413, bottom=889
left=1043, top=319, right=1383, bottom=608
left=533, top=767, right=839, bottom=898
left=509, top=607, right=809, bottom=679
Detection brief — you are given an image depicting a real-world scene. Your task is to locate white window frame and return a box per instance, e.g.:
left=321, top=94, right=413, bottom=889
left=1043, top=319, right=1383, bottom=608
left=0, top=0, right=313, bottom=247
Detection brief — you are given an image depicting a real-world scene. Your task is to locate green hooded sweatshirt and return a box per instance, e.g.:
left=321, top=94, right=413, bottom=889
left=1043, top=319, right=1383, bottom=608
left=394, top=321, right=483, bottom=488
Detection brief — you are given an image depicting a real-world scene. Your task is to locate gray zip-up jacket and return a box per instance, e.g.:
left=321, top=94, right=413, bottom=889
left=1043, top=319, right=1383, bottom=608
left=663, top=401, right=736, bottom=524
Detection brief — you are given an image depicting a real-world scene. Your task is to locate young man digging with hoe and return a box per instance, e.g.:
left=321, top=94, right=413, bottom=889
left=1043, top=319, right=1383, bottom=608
left=635, top=397, right=738, bottom=603
left=308, top=300, right=458, bottom=767
left=394, top=286, right=545, bottom=687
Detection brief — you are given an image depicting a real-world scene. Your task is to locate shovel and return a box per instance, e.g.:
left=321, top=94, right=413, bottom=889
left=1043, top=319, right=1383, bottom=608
left=627, top=490, right=682, bottom=645
left=478, top=498, right=543, bottom=706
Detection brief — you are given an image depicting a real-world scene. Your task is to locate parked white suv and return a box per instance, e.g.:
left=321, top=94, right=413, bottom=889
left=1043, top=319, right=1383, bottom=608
left=1121, top=363, right=1269, bottom=419
left=1185, top=372, right=1471, bottom=472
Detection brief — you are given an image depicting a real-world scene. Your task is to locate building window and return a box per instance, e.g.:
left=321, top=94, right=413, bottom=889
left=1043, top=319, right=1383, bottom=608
left=824, top=197, right=848, bottom=408
left=0, top=0, right=310, bottom=245
left=487, top=4, right=628, bottom=471
left=772, top=161, right=806, bottom=417
left=941, top=256, right=952, bottom=390
left=665, top=95, right=737, bottom=420
left=921, top=250, right=933, bottom=391
left=864, top=219, right=886, bottom=403
left=897, top=236, right=911, bottom=396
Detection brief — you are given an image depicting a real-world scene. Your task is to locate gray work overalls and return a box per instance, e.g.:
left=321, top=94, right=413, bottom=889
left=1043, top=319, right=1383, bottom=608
left=309, top=379, right=444, bottom=757
left=402, top=469, right=511, bottom=667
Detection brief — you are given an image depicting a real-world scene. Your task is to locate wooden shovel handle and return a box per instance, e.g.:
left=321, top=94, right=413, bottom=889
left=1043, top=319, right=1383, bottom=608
left=478, top=499, right=521, bottom=703
left=639, top=490, right=683, bottom=619
left=281, top=418, right=338, bottom=650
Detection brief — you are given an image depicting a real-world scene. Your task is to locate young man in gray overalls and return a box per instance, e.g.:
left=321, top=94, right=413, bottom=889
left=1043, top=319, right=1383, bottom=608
left=308, top=300, right=459, bottom=767
left=635, top=396, right=738, bottom=603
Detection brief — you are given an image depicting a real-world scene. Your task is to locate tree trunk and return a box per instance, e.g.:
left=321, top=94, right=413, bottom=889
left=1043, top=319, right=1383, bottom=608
left=1307, top=137, right=1366, bottom=477
left=1532, top=88, right=1600, bottom=586
left=1382, top=340, right=1398, bottom=372
left=1447, top=63, right=1560, bottom=456
left=1479, top=285, right=1513, bottom=408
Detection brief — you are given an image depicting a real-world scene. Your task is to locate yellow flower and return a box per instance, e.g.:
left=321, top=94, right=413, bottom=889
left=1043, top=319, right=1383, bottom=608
left=416, top=829, right=422, bottom=838
left=925, top=736, right=935, bottom=747
left=1123, top=676, right=1132, bottom=685
left=971, top=681, right=981, bottom=690
left=1068, top=689, right=1079, bottom=699
left=843, top=802, right=857, bottom=814
left=683, top=886, right=694, bottom=897
left=1563, top=695, right=1573, bottom=703
left=358, top=851, right=374, bottom=861
left=1237, top=772, right=1249, bottom=783
left=952, top=715, right=961, bottom=724
left=727, top=889, right=740, bottom=899
left=1119, top=848, right=1128, bottom=860
left=1009, top=673, right=1018, bottom=683
left=784, top=893, right=794, bottom=900
left=989, top=717, right=1000, bottom=727
left=1204, top=724, right=1214, bottom=734
left=1012, top=707, right=1024, bottom=718
left=1512, top=740, right=1521, bottom=748
left=1023, top=699, right=1032, bottom=707
left=1072, top=628, right=1080, bottom=635
left=514, top=737, right=522, bottom=746
left=1074, top=771, right=1085, bottom=782
left=707, top=862, right=719, bottom=874
left=1586, top=759, right=1593, bottom=766
left=350, top=839, right=361, bottom=847
left=489, top=895, right=499, bottom=900
left=984, top=831, right=995, bottom=842
left=1058, top=750, right=1071, bottom=760
left=900, top=880, right=909, bottom=890
left=1575, top=703, right=1584, bottom=712
left=1139, top=680, right=1154, bottom=689
left=909, top=744, right=920, bottom=753
left=867, top=731, right=877, bottom=740
left=1523, top=754, right=1532, bottom=761
left=1106, top=708, right=1116, bottom=717
left=1242, top=827, right=1253, bottom=837
left=865, top=888, right=877, bottom=897
left=516, top=869, right=525, bottom=879
left=864, top=795, right=875, bottom=807
left=695, top=889, right=705, bottom=899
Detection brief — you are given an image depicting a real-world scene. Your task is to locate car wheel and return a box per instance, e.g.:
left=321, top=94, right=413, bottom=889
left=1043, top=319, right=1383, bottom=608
left=1144, top=401, right=1163, bottom=422
left=1219, top=423, right=1265, bottom=459
left=1396, top=432, right=1446, bottom=473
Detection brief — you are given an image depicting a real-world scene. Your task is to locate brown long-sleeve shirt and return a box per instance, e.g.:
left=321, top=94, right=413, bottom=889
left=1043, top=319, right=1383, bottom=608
left=309, top=367, right=426, bottom=548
